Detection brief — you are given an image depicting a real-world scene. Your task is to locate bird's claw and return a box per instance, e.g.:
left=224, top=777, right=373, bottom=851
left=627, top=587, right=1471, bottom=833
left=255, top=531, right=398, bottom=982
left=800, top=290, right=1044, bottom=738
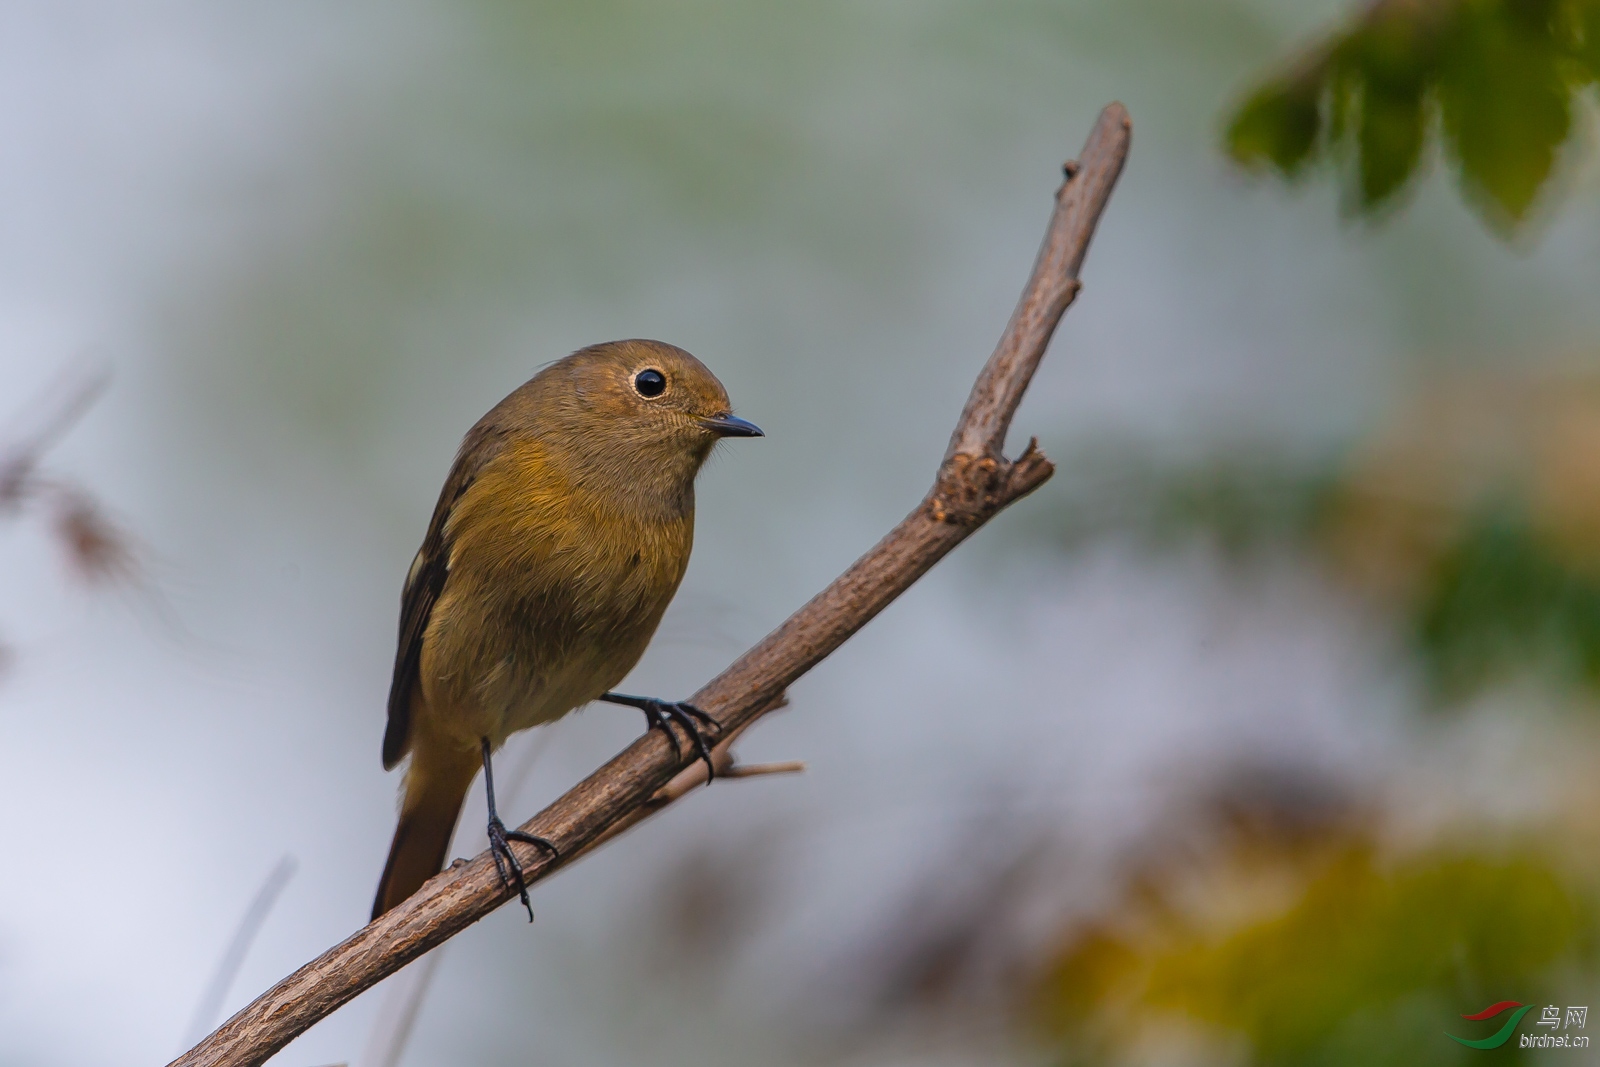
left=486, top=816, right=558, bottom=923
left=599, top=692, right=721, bottom=781
left=641, top=700, right=719, bottom=780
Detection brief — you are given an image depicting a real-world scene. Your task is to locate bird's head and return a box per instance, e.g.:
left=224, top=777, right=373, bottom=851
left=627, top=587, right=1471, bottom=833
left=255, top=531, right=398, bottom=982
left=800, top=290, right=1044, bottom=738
left=516, top=339, right=762, bottom=509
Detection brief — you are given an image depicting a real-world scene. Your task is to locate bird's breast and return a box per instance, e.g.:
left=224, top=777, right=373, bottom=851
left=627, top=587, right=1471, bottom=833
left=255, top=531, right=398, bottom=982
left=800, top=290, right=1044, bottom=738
left=420, top=467, right=694, bottom=745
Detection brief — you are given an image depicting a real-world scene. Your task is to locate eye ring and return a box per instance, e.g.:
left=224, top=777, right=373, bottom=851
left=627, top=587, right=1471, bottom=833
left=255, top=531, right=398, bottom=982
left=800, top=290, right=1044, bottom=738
left=634, top=368, right=667, bottom=398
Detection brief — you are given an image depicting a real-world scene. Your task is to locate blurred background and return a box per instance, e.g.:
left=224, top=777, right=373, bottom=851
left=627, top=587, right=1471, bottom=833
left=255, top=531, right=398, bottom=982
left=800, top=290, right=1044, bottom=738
left=2, top=1, right=1599, bottom=1064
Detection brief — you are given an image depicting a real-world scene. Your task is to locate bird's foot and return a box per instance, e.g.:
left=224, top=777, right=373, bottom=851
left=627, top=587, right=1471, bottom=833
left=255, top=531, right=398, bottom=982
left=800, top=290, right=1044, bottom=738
left=601, top=692, right=720, bottom=780
left=486, top=815, right=559, bottom=923
left=643, top=700, right=720, bottom=779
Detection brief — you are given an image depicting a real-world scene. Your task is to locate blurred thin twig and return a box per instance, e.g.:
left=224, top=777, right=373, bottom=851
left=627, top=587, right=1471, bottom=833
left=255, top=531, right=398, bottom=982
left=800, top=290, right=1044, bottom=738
left=181, top=856, right=298, bottom=1053
left=0, top=364, right=129, bottom=671
left=0, top=365, right=132, bottom=582
left=355, top=952, right=441, bottom=1067
left=0, top=364, right=108, bottom=508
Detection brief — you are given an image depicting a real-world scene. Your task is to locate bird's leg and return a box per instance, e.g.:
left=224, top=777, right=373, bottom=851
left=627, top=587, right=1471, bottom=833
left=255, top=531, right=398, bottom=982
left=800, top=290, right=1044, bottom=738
left=479, top=737, right=559, bottom=923
left=598, top=692, right=720, bottom=781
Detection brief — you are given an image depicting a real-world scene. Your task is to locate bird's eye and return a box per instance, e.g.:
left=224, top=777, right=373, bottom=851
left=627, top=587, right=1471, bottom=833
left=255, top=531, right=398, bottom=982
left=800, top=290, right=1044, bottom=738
left=634, top=368, right=667, bottom=398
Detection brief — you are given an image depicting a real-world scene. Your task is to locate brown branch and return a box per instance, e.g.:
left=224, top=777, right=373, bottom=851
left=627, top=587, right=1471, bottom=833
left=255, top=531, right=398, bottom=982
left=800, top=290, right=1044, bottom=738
left=170, top=101, right=1130, bottom=1067
left=944, top=108, right=1128, bottom=464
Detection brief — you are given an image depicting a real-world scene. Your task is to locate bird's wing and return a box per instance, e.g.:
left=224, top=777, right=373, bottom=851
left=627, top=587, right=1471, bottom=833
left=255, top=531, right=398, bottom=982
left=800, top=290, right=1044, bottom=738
left=382, top=421, right=506, bottom=769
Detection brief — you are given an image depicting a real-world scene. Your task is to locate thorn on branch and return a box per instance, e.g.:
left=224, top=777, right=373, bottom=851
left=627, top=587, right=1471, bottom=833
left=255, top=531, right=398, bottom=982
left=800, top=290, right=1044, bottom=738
left=722, top=760, right=806, bottom=779
left=1063, top=159, right=1080, bottom=179
left=1007, top=437, right=1057, bottom=499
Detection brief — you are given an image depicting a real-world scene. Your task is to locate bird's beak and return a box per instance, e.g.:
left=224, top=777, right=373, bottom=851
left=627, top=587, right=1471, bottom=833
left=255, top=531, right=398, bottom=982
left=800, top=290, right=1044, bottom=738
left=700, top=414, right=764, bottom=438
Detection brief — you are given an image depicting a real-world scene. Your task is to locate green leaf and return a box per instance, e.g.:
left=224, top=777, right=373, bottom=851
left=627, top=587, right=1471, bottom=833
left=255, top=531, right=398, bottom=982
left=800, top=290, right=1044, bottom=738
left=1355, top=79, right=1428, bottom=206
left=1225, top=75, right=1324, bottom=176
left=1223, top=0, right=1596, bottom=239
left=1344, top=4, right=1436, bottom=206
left=1573, top=0, right=1600, bottom=79
left=1437, top=2, right=1570, bottom=225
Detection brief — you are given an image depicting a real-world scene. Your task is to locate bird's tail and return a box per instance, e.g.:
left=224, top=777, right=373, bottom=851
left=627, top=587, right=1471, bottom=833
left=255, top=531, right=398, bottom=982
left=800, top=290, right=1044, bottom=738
left=372, top=747, right=478, bottom=921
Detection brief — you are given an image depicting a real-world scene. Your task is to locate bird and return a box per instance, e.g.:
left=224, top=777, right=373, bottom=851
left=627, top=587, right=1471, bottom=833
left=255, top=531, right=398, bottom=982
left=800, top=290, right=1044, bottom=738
left=371, top=339, right=762, bottom=921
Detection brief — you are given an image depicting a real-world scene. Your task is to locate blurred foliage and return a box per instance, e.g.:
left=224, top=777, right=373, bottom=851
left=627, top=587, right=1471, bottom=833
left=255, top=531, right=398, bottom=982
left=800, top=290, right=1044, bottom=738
left=1225, top=0, right=1600, bottom=234
left=1044, top=373, right=1600, bottom=707
left=1032, top=822, right=1597, bottom=1066
left=815, top=765, right=1600, bottom=1066
left=1417, top=509, right=1600, bottom=700
left=1049, top=444, right=1338, bottom=558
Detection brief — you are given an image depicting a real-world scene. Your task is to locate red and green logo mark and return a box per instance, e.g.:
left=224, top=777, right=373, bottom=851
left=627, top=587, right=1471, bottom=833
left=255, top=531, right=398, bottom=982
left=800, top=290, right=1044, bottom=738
left=1448, top=1001, right=1535, bottom=1049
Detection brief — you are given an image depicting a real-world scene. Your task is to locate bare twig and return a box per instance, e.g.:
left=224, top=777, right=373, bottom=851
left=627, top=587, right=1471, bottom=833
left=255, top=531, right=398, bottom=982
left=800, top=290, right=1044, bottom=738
left=171, top=102, right=1131, bottom=1067
left=944, top=112, right=1127, bottom=464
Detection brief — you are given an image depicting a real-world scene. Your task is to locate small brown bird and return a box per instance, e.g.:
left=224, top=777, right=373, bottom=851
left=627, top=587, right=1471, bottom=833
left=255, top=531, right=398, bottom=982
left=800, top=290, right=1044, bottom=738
left=372, top=339, right=761, bottom=920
